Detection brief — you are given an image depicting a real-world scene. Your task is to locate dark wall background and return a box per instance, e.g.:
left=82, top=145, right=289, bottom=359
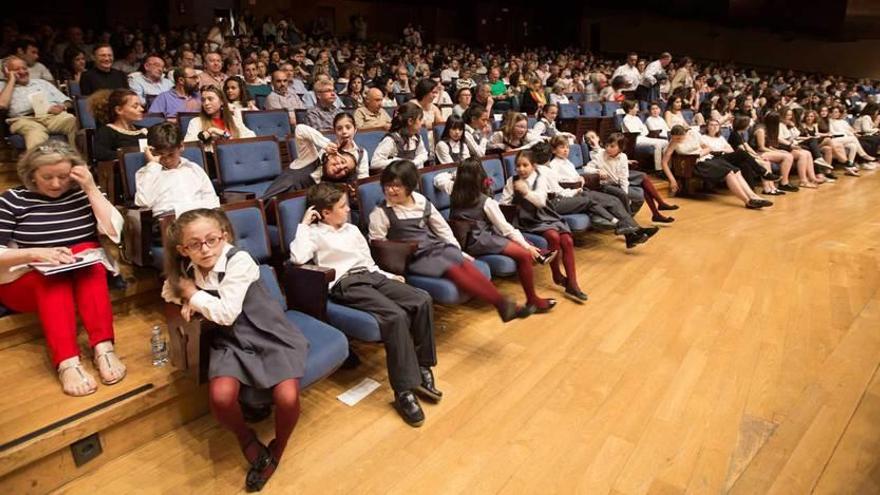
left=8, top=0, right=880, bottom=76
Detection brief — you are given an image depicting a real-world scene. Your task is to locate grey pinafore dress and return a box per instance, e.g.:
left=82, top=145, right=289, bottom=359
left=200, top=248, right=309, bottom=388
left=512, top=173, right=571, bottom=234
left=387, top=132, right=419, bottom=160
left=382, top=199, right=463, bottom=277
left=440, top=140, right=464, bottom=163
left=450, top=195, right=509, bottom=256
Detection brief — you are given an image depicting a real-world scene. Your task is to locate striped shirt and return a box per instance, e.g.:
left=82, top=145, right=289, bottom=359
left=0, top=187, right=100, bottom=248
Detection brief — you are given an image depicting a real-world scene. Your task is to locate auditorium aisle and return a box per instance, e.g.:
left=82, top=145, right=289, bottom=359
left=41, top=171, right=880, bottom=494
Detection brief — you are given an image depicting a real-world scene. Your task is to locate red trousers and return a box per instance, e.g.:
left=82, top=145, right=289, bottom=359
left=0, top=242, right=115, bottom=366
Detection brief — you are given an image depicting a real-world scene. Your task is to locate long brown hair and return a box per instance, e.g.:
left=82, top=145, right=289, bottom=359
left=501, top=111, right=528, bottom=145
left=163, top=208, right=234, bottom=296
left=88, top=88, right=139, bottom=125
left=198, top=85, right=242, bottom=137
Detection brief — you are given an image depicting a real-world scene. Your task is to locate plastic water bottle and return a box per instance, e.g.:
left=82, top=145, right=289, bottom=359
left=151, top=325, right=168, bottom=367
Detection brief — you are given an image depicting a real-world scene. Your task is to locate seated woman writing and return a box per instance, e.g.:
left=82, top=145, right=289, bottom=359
left=0, top=141, right=126, bottom=396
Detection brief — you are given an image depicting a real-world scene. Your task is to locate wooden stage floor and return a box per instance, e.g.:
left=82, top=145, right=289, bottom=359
left=57, top=171, right=880, bottom=494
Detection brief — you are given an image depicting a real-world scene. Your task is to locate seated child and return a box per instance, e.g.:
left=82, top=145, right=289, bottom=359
left=136, top=122, right=220, bottom=216
left=537, top=141, right=658, bottom=247
left=261, top=119, right=361, bottom=199
left=584, top=132, right=678, bottom=222
left=372, top=102, right=429, bottom=172
left=500, top=149, right=589, bottom=302
left=435, top=159, right=557, bottom=312
left=528, top=103, right=576, bottom=142
left=161, top=209, right=308, bottom=492
left=289, top=183, right=441, bottom=427
left=368, top=160, right=531, bottom=321
left=662, top=125, right=774, bottom=209
left=435, top=114, right=471, bottom=164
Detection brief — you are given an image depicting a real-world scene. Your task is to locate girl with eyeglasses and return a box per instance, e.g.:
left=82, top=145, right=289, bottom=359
left=162, top=208, right=308, bottom=492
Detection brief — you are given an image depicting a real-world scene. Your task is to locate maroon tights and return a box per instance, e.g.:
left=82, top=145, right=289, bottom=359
left=209, top=377, right=301, bottom=460
left=500, top=241, right=553, bottom=309
left=641, top=178, right=670, bottom=217
left=444, top=260, right=505, bottom=308
left=542, top=230, right=580, bottom=291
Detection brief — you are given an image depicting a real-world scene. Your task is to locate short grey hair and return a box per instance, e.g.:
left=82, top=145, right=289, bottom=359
left=17, top=140, right=86, bottom=191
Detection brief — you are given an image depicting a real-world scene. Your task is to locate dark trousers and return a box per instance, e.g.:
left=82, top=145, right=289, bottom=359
left=600, top=184, right=644, bottom=215
left=581, top=190, right=640, bottom=230
left=330, top=271, right=436, bottom=392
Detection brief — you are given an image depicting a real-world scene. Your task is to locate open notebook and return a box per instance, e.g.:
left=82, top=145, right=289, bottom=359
left=13, top=248, right=116, bottom=276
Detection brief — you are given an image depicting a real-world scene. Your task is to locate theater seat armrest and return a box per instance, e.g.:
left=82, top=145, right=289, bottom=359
left=282, top=261, right=335, bottom=321
left=221, top=190, right=257, bottom=204
left=447, top=218, right=474, bottom=248
left=370, top=239, right=418, bottom=275
left=498, top=204, right=518, bottom=223
left=165, top=302, right=207, bottom=384
left=96, top=160, right=120, bottom=204
left=121, top=206, right=154, bottom=267
left=581, top=173, right=601, bottom=191
left=671, top=153, right=698, bottom=179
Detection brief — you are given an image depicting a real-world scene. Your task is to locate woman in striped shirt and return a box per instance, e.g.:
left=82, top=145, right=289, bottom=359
left=0, top=141, right=126, bottom=397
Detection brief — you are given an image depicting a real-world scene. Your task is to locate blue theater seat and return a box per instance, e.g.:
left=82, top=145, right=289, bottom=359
left=274, top=191, right=382, bottom=343
left=214, top=136, right=283, bottom=198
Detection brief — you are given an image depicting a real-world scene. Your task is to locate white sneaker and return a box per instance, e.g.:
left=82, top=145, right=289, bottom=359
left=814, top=157, right=831, bottom=168
left=861, top=162, right=878, bottom=170
left=845, top=167, right=861, bottom=176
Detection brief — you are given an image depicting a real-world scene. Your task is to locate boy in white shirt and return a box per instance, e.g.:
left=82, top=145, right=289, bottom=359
left=289, top=183, right=441, bottom=427
left=583, top=133, right=645, bottom=214
left=136, top=122, right=219, bottom=216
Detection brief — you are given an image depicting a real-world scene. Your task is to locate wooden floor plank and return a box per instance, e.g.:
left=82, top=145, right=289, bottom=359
left=50, top=171, right=880, bottom=494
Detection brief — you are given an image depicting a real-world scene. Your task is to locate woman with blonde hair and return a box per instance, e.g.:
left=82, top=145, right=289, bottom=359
left=0, top=141, right=126, bottom=396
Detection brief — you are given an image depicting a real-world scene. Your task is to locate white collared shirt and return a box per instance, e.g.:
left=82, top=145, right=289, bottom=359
left=585, top=150, right=631, bottom=192
left=612, top=64, right=641, bottom=91
left=367, top=191, right=460, bottom=248
left=290, top=221, right=394, bottom=288
left=161, top=243, right=260, bottom=326
left=500, top=170, right=549, bottom=208
left=134, top=157, right=219, bottom=216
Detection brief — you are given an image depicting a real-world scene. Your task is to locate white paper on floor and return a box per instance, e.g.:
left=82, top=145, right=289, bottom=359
left=337, top=378, right=381, bottom=406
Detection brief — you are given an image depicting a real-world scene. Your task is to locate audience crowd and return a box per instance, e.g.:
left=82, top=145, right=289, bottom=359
left=0, top=13, right=878, bottom=491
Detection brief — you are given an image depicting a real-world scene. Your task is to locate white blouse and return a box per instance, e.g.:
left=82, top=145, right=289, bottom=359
left=645, top=116, right=670, bottom=138
left=367, top=191, right=460, bottom=248
left=435, top=139, right=471, bottom=164
left=161, top=243, right=259, bottom=327
left=371, top=134, right=428, bottom=171
left=290, top=221, right=394, bottom=288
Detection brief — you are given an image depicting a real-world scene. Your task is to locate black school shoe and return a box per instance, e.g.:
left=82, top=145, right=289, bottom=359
left=640, top=226, right=660, bottom=239
left=416, top=367, right=443, bottom=402
left=625, top=232, right=649, bottom=248
left=394, top=391, right=425, bottom=427
left=778, top=183, right=799, bottom=192
left=746, top=199, right=766, bottom=209
left=564, top=286, right=589, bottom=302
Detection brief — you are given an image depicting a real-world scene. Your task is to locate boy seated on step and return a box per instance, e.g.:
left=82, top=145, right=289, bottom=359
left=136, top=122, right=220, bottom=216
left=288, top=183, right=442, bottom=428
